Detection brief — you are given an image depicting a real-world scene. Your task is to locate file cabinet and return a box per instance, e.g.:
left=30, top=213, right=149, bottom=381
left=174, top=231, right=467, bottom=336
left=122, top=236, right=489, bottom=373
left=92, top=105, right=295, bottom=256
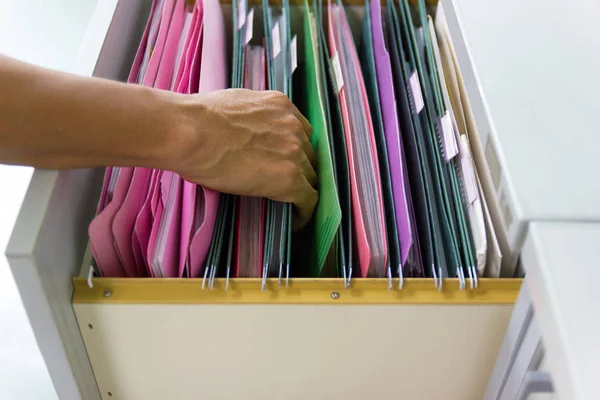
left=6, top=0, right=598, bottom=399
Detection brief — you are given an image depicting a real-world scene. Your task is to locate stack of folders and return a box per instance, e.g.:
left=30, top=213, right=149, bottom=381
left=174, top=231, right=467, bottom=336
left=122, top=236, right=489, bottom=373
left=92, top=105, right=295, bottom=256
left=89, top=0, right=226, bottom=279
left=89, top=0, right=513, bottom=286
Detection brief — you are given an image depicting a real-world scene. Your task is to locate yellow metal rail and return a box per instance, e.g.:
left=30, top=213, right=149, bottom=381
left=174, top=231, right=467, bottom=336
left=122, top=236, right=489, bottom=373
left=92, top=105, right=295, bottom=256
left=73, top=278, right=521, bottom=304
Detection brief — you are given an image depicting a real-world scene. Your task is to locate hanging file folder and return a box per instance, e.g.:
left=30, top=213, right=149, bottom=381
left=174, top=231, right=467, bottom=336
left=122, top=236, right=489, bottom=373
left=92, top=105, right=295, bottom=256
left=90, top=0, right=225, bottom=278
left=386, top=0, right=441, bottom=280
left=302, top=0, right=341, bottom=277
left=90, top=0, right=165, bottom=278
left=187, top=0, right=226, bottom=277
left=427, top=15, right=486, bottom=276
left=365, top=0, right=423, bottom=277
left=236, top=44, right=268, bottom=278
left=315, top=0, right=353, bottom=281
left=434, top=4, right=507, bottom=277
left=412, top=0, right=477, bottom=284
left=261, top=0, right=294, bottom=282
left=328, top=0, right=388, bottom=277
left=360, top=0, right=401, bottom=283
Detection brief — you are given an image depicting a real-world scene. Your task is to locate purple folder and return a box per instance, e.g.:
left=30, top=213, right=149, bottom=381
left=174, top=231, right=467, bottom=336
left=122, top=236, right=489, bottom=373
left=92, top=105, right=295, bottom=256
left=370, top=0, right=415, bottom=266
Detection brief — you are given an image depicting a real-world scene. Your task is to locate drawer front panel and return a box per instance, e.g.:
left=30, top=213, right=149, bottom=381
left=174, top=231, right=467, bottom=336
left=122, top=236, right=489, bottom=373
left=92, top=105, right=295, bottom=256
left=74, top=303, right=513, bottom=400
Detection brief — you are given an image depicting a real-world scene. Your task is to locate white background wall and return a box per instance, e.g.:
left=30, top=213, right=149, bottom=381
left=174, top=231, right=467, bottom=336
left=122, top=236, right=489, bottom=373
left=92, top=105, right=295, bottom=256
left=0, top=1, right=99, bottom=398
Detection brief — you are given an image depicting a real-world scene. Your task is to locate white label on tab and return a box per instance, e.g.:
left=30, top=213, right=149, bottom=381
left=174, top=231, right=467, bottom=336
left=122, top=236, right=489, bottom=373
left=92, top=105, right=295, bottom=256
left=459, top=136, right=479, bottom=205
left=272, top=22, right=281, bottom=59
left=462, top=156, right=479, bottom=204
left=237, top=0, right=247, bottom=30
left=291, top=35, right=298, bottom=74
left=409, top=71, right=424, bottom=113
left=440, top=111, right=459, bottom=161
left=332, top=53, right=344, bottom=93
left=244, top=8, right=254, bottom=45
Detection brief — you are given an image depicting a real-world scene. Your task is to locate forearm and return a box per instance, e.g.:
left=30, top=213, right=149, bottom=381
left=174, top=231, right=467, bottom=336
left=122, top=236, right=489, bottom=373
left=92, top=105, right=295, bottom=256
left=0, top=55, right=189, bottom=170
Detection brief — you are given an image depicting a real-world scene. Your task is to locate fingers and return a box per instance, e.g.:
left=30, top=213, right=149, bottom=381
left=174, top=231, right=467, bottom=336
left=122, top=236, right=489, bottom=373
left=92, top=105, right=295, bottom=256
left=301, top=134, right=317, bottom=169
left=266, top=91, right=319, bottom=229
left=288, top=103, right=316, bottom=169
left=291, top=178, right=319, bottom=231
left=290, top=153, right=318, bottom=230
left=300, top=152, right=318, bottom=189
left=290, top=104, right=317, bottom=229
left=292, top=103, right=313, bottom=142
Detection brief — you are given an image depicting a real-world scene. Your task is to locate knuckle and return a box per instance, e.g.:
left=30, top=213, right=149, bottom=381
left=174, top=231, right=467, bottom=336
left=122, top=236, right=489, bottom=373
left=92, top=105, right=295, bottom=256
left=281, top=116, right=303, bottom=135
left=291, top=117, right=304, bottom=132
left=283, top=138, right=303, bottom=159
left=269, top=90, right=289, bottom=105
left=280, top=162, right=300, bottom=189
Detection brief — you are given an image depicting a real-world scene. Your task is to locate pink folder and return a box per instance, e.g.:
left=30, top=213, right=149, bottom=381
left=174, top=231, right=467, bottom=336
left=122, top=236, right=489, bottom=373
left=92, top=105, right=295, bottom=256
left=128, top=0, right=160, bottom=84
left=147, top=1, right=204, bottom=278
left=95, top=0, right=158, bottom=215
left=91, top=0, right=224, bottom=278
left=111, top=0, right=186, bottom=278
left=142, top=0, right=177, bottom=87
left=133, top=170, right=160, bottom=274
left=129, top=3, right=195, bottom=277
left=96, top=166, right=113, bottom=214
left=148, top=171, right=182, bottom=278
left=345, top=8, right=388, bottom=272
left=328, top=1, right=388, bottom=277
left=88, top=168, right=134, bottom=277
left=172, top=4, right=202, bottom=92
left=178, top=13, right=203, bottom=277
left=138, top=0, right=166, bottom=82
left=174, top=4, right=203, bottom=94
left=186, top=0, right=225, bottom=278
left=147, top=171, right=169, bottom=277
left=154, top=0, right=187, bottom=90
left=327, top=3, right=368, bottom=274
left=113, top=168, right=152, bottom=277
left=90, top=0, right=162, bottom=277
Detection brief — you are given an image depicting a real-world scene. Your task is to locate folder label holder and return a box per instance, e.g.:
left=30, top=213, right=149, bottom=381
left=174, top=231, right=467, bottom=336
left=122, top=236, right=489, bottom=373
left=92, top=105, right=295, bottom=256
left=272, top=22, right=281, bottom=58
left=332, top=52, right=344, bottom=92
left=440, top=111, right=458, bottom=161
left=291, top=35, right=298, bottom=73
left=459, top=137, right=479, bottom=205
left=245, top=8, right=254, bottom=44
left=237, top=0, right=247, bottom=30
left=409, top=70, right=424, bottom=113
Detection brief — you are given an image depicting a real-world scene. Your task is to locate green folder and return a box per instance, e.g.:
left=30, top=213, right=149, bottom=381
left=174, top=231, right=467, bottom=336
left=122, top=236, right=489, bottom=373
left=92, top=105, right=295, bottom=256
left=302, top=0, right=342, bottom=277
left=315, top=0, right=353, bottom=279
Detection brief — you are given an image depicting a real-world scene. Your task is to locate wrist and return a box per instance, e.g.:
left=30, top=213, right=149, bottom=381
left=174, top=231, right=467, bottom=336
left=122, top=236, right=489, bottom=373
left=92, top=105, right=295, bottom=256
left=151, top=92, right=209, bottom=178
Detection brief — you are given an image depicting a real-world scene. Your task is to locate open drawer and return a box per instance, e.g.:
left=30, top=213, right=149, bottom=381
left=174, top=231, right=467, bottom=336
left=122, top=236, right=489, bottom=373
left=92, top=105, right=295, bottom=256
left=6, top=0, right=532, bottom=399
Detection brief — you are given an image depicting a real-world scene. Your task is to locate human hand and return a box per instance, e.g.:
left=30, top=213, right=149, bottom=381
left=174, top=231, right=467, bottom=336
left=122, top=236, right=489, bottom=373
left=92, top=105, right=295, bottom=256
left=169, top=89, right=318, bottom=229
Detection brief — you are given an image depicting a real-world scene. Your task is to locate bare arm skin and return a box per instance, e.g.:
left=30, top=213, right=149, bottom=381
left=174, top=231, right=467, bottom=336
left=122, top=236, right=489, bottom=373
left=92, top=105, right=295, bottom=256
left=0, top=55, right=317, bottom=227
